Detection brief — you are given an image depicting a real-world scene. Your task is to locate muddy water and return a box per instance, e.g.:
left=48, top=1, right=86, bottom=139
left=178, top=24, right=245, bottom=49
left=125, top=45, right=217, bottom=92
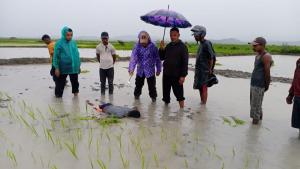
left=0, top=62, right=299, bottom=169
left=215, top=55, right=300, bottom=78
left=0, top=47, right=132, bottom=59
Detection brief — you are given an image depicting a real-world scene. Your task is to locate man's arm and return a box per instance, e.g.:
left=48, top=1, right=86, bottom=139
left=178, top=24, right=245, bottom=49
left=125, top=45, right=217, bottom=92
left=112, top=54, right=117, bottom=64
left=180, top=44, right=189, bottom=77
left=128, top=46, right=138, bottom=75
left=96, top=53, right=100, bottom=63
left=154, top=46, right=162, bottom=75
left=111, top=45, right=117, bottom=64
left=159, top=41, right=166, bottom=60
left=263, top=54, right=272, bottom=91
left=206, top=42, right=215, bottom=74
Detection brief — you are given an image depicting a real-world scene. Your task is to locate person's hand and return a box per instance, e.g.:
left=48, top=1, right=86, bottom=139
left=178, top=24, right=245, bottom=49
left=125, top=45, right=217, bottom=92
left=265, top=85, right=269, bottom=92
left=160, top=40, right=165, bottom=49
left=208, top=69, right=213, bottom=75
left=129, top=71, right=134, bottom=76
left=179, top=77, right=185, bottom=85
left=55, top=69, right=60, bottom=77
left=156, top=72, right=160, bottom=76
left=286, top=96, right=293, bottom=104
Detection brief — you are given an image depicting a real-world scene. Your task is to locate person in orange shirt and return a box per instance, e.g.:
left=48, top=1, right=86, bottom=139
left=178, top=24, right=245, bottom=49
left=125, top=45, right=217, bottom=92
left=42, top=34, right=55, bottom=63
left=42, top=34, right=57, bottom=82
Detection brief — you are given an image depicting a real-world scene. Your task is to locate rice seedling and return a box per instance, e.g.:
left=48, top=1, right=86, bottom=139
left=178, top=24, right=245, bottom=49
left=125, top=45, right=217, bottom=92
left=31, top=152, right=37, bottom=164
left=98, top=117, right=120, bottom=126
left=153, top=153, right=159, bottom=168
left=60, top=118, right=66, bottom=128
left=80, top=69, right=90, bottom=74
left=160, top=127, right=167, bottom=143
left=27, top=107, right=36, bottom=120
left=232, top=147, right=236, bottom=158
left=120, top=150, right=130, bottom=169
left=243, top=155, right=250, bottom=169
left=64, top=141, right=78, bottom=159
left=88, top=157, right=94, bottom=169
left=43, top=127, right=55, bottom=145
left=221, top=116, right=232, bottom=126
left=18, top=114, right=38, bottom=136
left=230, top=116, right=246, bottom=126
left=171, top=142, right=177, bottom=154
left=116, top=133, right=123, bottom=150
left=255, top=158, right=260, bottom=169
left=6, top=149, right=17, bottom=166
left=96, top=138, right=101, bottom=158
left=88, top=128, right=93, bottom=149
left=184, top=159, right=189, bottom=169
left=221, top=162, right=225, bottom=169
left=51, top=165, right=58, bottom=169
left=96, top=159, right=107, bottom=169
left=76, top=128, right=82, bottom=141
left=141, top=153, right=145, bottom=169
left=36, top=108, right=46, bottom=122
left=48, top=105, right=59, bottom=117
left=108, top=146, right=112, bottom=162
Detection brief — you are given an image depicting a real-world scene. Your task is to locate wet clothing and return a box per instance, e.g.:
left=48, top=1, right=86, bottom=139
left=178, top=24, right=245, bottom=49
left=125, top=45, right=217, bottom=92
left=129, top=32, right=161, bottom=78
left=193, top=39, right=215, bottom=89
left=55, top=74, right=79, bottom=97
left=159, top=40, right=189, bottom=77
left=292, top=96, right=300, bottom=129
left=251, top=52, right=271, bottom=88
left=99, top=67, right=114, bottom=94
left=100, top=103, right=135, bottom=118
left=52, top=27, right=81, bottom=75
left=289, top=59, right=300, bottom=97
left=134, top=74, right=157, bottom=99
left=250, top=86, right=265, bottom=120
left=96, top=43, right=116, bottom=70
left=162, top=75, right=185, bottom=103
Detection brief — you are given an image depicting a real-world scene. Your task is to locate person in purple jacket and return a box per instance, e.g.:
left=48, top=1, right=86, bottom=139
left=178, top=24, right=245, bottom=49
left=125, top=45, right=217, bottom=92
left=128, top=31, right=162, bottom=102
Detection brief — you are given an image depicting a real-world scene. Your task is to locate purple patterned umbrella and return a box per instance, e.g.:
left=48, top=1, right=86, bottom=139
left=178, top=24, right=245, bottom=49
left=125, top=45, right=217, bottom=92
left=140, top=6, right=192, bottom=40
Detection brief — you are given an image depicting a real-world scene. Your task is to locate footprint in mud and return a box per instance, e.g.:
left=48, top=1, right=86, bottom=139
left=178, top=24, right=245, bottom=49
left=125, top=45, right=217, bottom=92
left=49, top=86, right=55, bottom=89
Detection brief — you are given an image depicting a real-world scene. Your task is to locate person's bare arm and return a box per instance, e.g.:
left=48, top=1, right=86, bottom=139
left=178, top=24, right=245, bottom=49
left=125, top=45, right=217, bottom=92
left=96, top=53, right=100, bottom=63
left=263, top=54, right=272, bottom=91
left=112, top=54, right=117, bottom=64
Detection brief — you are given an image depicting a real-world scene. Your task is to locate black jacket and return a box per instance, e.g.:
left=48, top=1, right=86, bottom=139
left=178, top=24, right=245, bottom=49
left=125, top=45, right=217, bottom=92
left=159, top=40, right=189, bottom=77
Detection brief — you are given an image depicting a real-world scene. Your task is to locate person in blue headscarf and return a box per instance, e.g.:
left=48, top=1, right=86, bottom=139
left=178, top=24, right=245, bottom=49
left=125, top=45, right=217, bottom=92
left=52, top=26, right=81, bottom=98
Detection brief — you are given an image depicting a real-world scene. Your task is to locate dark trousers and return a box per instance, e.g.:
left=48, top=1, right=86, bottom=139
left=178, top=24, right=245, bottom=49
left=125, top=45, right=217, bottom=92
left=162, top=75, right=185, bottom=103
left=292, top=96, right=300, bottom=129
left=55, top=74, right=79, bottom=97
left=134, top=75, right=157, bottom=98
left=100, top=68, right=114, bottom=94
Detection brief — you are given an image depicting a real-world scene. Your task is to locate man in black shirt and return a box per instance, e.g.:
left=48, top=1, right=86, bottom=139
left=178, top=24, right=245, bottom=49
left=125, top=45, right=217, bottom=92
left=159, top=27, right=189, bottom=108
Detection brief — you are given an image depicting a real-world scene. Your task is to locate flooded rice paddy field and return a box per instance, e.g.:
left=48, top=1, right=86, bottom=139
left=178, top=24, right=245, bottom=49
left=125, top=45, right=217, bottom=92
left=0, top=61, right=300, bottom=169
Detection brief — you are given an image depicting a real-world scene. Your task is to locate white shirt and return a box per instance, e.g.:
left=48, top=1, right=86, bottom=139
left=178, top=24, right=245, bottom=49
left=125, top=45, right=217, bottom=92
left=96, top=43, right=116, bottom=69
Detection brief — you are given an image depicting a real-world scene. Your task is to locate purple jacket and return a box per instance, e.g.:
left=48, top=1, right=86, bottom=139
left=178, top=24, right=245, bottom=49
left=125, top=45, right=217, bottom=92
left=128, top=32, right=161, bottom=78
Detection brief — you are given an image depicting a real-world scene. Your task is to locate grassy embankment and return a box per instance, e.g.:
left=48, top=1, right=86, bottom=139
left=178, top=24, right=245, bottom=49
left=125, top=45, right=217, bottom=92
left=1, top=38, right=300, bottom=56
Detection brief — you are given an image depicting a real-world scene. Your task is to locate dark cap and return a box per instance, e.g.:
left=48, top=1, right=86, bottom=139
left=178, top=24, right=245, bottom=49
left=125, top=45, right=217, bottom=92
left=248, top=37, right=267, bottom=46
left=101, top=32, right=109, bottom=39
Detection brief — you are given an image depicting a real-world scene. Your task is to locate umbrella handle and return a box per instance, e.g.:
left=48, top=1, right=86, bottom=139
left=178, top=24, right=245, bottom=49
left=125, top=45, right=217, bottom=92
left=162, top=5, right=170, bottom=42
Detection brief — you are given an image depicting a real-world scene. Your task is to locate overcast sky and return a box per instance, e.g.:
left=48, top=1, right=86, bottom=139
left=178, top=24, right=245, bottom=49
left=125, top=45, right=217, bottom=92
left=0, top=0, right=299, bottom=41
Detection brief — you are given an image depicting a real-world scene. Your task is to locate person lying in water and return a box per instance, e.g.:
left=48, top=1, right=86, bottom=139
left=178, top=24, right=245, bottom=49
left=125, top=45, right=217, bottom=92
left=86, top=100, right=141, bottom=118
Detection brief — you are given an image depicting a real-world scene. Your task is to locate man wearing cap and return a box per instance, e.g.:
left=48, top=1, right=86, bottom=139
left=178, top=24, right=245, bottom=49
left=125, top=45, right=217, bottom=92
left=249, top=37, right=272, bottom=124
left=96, top=32, right=117, bottom=95
left=191, top=25, right=216, bottom=105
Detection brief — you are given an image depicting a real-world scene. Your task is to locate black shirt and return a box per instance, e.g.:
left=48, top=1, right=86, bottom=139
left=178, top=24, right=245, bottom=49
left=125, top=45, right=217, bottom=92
left=159, top=40, right=189, bottom=77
